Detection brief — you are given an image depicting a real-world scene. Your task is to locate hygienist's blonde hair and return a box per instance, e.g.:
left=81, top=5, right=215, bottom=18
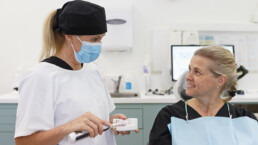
left=39, top=10, right=65, bottom=61
left=194, top=46, right=237, bottom=101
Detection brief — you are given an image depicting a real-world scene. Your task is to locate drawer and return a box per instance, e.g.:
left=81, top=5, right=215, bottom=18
left=0, top=108, right=17, bottom=116
left=111, top=108, right=143, bottom=129
left=0, top=116, right=16, bottom=124
left=0, top=104, right=17, bottom=109
left=0, top=124, right=15, bottom=132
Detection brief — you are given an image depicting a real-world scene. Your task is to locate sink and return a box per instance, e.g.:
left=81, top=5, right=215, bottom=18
left=110, top=92, right=140, bottom=98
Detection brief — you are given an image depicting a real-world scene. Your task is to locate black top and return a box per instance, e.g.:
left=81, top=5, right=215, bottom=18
left=42, top=56, right=83, bottom=70
left=42, top=56, right=73, bottom=70
left=149, top=100, right=257, bottom=145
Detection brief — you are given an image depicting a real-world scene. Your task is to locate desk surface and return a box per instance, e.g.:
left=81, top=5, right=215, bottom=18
left=0, top=91, right=258, bottom=104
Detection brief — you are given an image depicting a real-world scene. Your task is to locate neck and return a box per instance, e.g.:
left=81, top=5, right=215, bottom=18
left=188, top=97, right=225, bottom=116
left=54, top=44, right=82, bottom=70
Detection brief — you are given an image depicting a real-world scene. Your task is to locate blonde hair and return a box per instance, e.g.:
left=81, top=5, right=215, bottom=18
left=39, top=10, right=65, bottom=61
left=194, top=46, right=237, bottom=101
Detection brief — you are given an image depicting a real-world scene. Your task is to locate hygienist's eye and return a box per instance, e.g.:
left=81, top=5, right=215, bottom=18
left=91, top=37, right=100, bottom=42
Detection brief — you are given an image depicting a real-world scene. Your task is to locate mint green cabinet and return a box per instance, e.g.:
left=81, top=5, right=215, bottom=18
left=0, top=103, right=170, bottom=145
left=1, top=102, right=258, bottom=145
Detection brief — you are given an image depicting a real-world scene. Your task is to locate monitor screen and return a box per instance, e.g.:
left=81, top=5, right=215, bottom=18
left=171, top=45, right=235, bottom=81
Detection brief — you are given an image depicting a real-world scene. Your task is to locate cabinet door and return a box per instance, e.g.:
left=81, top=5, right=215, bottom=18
left=111, top=105, right=143, bottom=145
left=0, top=104, right=17, bottom=145
left=115, top=129, right=143, bottom=145
left=143, top=104, right=171, bottom=145
left=116, top=129, right=143, bottom=145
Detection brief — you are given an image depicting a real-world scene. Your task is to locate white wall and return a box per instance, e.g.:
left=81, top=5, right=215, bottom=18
left=0, top=0, right=258, bottom=94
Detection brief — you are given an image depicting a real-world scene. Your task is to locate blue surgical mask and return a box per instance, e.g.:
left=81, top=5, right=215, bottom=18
left=70, top=36, right=101, bottom=63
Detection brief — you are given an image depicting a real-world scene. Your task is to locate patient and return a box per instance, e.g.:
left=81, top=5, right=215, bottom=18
left=149, top=46, right=257, bottom=145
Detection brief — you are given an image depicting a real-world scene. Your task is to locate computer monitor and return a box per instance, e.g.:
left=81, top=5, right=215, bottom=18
left=171, top=45, right=235, bottom=81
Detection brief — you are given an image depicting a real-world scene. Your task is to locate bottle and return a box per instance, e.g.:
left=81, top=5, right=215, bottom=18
left=143, top=55, right=151, bottom=92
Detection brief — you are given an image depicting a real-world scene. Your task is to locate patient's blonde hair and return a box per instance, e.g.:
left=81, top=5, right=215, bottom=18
left=39, top=10, right=65, bottom=61
left=194, top=46, right=237, bottom=101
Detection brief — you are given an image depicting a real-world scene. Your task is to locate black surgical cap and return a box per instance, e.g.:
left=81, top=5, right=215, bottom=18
left=53, top=0, right=107, bottom=35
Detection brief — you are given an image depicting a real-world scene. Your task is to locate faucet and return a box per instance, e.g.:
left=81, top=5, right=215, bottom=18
left=112, top=75, right=122, bottom=93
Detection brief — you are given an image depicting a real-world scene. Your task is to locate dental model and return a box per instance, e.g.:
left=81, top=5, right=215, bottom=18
left=112, top=118, right=138, bottom=131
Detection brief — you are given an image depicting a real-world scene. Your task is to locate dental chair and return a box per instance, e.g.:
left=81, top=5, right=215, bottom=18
left=173, top=70, right=192, bottom=101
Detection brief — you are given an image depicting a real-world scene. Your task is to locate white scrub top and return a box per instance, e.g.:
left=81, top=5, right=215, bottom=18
left=15, top=62, right=116, bottom=145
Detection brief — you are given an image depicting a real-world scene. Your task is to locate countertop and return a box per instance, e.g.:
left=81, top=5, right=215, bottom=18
left=0, top=91, right=258, bottom=104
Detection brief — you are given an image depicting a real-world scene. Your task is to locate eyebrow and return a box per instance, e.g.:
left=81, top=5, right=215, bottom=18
left=90, top=36, right=101, bottom=40
left=93, top=34, right=105, bottom=38
left=189, top=65, right=201, bottom=70
left=189, top=65, right=203, bottom=73
left=91, top=36, right=100, bottom=38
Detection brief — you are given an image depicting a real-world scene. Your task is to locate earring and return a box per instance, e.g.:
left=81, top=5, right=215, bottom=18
left=216, top=86, right=219, bottom=89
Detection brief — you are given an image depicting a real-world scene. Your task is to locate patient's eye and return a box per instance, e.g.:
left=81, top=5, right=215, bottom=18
left=192, top=69, right=202, bottom=76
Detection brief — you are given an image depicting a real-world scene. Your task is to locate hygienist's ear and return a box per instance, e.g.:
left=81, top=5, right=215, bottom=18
left=64, top=35, right=74, bottom=42
left=217, top=74, right=227, bottom=87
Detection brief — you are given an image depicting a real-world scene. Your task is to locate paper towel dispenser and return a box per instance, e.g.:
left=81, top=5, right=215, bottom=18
left=102, top=6, right=133, bottom=53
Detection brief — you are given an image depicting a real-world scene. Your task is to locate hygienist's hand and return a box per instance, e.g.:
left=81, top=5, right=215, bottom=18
left=64, top=112, right=111, bottom=138
left=110, top=114, right=139, bottom=135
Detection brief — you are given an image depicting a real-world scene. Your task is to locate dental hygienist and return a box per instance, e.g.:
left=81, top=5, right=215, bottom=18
left=14, top=1, right=138, bottom=145
left=149, top=46, right=258, bottom=145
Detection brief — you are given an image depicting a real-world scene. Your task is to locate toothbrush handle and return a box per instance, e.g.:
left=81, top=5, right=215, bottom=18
left=68, top=127, right=110, bottom=143
left=76, top=132, right=89, bottom=141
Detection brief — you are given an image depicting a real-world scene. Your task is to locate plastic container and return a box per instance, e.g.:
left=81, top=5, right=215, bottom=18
left=123, top=75, right=134, bottom=93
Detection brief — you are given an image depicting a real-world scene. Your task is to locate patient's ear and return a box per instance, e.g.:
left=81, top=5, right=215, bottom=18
left=217, top=74, right=227, bottom=87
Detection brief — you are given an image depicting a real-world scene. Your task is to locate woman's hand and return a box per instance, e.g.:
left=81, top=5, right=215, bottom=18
left=110, top=114, right=139, bottom=135
left=64, top=112, right=110, bottom=138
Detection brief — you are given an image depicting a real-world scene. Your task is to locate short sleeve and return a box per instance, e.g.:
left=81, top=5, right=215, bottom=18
left=245, top=110, right=258, bottom=121
left=104, top=86, right=116, bottom=113
left=229, top=103, right=258, bottom=121
left=15, top=71, right=55, bottom=138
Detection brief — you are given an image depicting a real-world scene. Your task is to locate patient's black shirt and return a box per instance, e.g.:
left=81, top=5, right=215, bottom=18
left=149, top=100, right=257, bottom=145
